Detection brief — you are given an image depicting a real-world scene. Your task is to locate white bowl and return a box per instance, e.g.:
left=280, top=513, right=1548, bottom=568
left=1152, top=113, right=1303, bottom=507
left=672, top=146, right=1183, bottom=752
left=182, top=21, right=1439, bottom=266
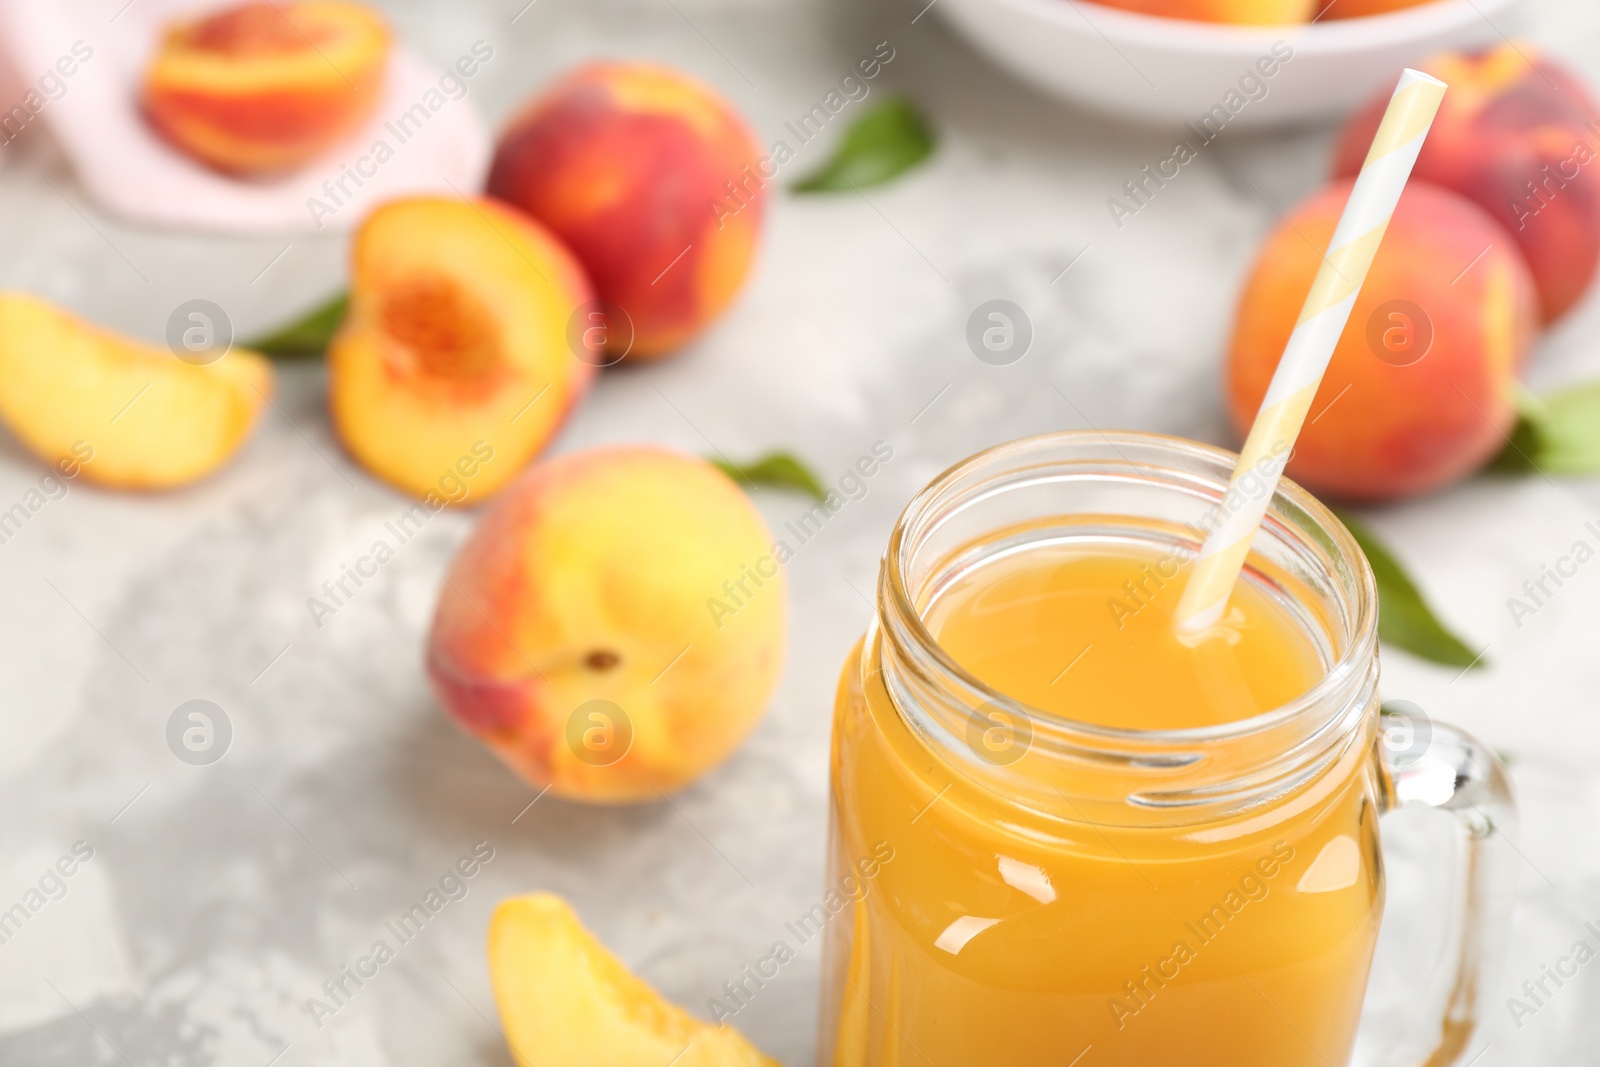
left=936, top=0, right=1523, bottom=128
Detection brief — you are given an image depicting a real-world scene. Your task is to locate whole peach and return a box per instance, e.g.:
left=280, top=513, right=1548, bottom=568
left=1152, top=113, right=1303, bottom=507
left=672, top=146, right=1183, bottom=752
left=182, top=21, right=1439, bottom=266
left=1333, top=43, right=1600, bottom=322
left=1227, top=180, right=1539, bottom=502
left=426, top=446, right=787, bottom=802
left=486, top=62, right=765, bottom=361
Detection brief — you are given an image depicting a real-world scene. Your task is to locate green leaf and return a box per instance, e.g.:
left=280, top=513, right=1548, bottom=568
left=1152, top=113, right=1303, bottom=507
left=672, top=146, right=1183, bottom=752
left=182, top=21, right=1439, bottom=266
left=1334, top=509, right=1484, bottom=670
left=1493, top=380, right=1600, bottom=474
left=1489, top=416, right=1542, bottom=474
left=792, top=97, right=935, bottom=194
left=244, top=292, right=347, bottom=357
left=712, top=452, right=826, bottom=501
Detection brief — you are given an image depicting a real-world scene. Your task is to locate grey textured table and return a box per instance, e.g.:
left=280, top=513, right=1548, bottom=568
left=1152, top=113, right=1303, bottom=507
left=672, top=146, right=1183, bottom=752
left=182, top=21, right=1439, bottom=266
left=2, top=0, right=1599, bottom=1063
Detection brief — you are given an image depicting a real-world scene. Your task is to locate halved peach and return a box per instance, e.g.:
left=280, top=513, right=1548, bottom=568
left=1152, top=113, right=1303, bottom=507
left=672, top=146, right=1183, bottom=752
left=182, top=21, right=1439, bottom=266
left=489, top=894, right=778, bottom=1067
left=328, top=197, right=595, bottom=504
left=0, top=293, right=273, bottom=489
left=142, top=1, right=390, bottom=174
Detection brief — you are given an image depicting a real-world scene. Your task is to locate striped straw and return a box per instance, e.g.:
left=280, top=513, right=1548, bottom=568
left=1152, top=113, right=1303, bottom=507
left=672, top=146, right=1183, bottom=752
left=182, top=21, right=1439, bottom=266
left=1175, top=68, right=1448, bottom=634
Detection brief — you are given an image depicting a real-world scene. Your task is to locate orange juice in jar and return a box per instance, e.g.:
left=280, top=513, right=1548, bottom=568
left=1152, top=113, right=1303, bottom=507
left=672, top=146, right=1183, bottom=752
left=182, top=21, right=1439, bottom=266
left=819, top=432, right=1516, bottom=1067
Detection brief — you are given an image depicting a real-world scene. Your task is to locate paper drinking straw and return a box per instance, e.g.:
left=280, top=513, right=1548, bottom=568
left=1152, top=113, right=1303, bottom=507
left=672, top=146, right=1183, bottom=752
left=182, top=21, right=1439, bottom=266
left=1174, top=68, right=1448, bottom=634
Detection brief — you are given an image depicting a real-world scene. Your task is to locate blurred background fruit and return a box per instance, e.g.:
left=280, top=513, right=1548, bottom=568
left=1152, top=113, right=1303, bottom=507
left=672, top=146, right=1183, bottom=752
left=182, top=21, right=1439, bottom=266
left=487, top=62, right=766, bottom=361
left=0, top=293, right=273, bottom=489
left=489, top=894, right=778, bottom=1067
left=1321, top=0, right=1439, bottom=17
left=427, top=446, right=787, bottom=803
left=327, top=197, right=595, bottom=503
left=141, top=0, right=391, bottom=175
left=1227, top=180, right=1539, bottom=502
left=1082, top=0, right=1313, bottom=24
left=1333, top=43, right=1600, bottom=323
left=936, top=0, right=1517, bottom=128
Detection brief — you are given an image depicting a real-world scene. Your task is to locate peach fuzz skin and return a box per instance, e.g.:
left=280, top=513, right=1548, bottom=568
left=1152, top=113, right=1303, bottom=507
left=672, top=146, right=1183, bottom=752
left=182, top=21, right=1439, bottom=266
left=1334, top=43, right=1600, bottom=323
left=0, top=293, right=273, bottom=490
left=1084, top=0, right=1313, bottom=24
left=490, top=894, right=778, bottom=1067
left=427, top=446, right=787, bottom=804
left=486, top=62, right=765, bottom=361
left=142, top=1, right=390, bottom=175
left=1228, top=180, right=1539, bottom=503
left=328, top=197, right=596, bottom=506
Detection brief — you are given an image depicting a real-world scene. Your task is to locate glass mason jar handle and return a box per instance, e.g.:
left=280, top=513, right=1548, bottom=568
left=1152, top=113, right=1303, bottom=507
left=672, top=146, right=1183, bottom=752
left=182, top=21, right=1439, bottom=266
left=1367, top=718, right=1519, bottom=1067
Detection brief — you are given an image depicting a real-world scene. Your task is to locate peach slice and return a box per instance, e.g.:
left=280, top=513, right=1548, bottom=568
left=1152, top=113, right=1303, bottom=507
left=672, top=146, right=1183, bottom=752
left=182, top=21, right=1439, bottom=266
left=486, top=62, right=766, bottom=361
left=0, top=293, right=273, bottom=489
left=327, top=197, right=595, bottom=505
left=142, top=1, right=390, bottom=175
left=426, top=446, right=787, bottom=802
left=489, top=894, right=778, bottom=1067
